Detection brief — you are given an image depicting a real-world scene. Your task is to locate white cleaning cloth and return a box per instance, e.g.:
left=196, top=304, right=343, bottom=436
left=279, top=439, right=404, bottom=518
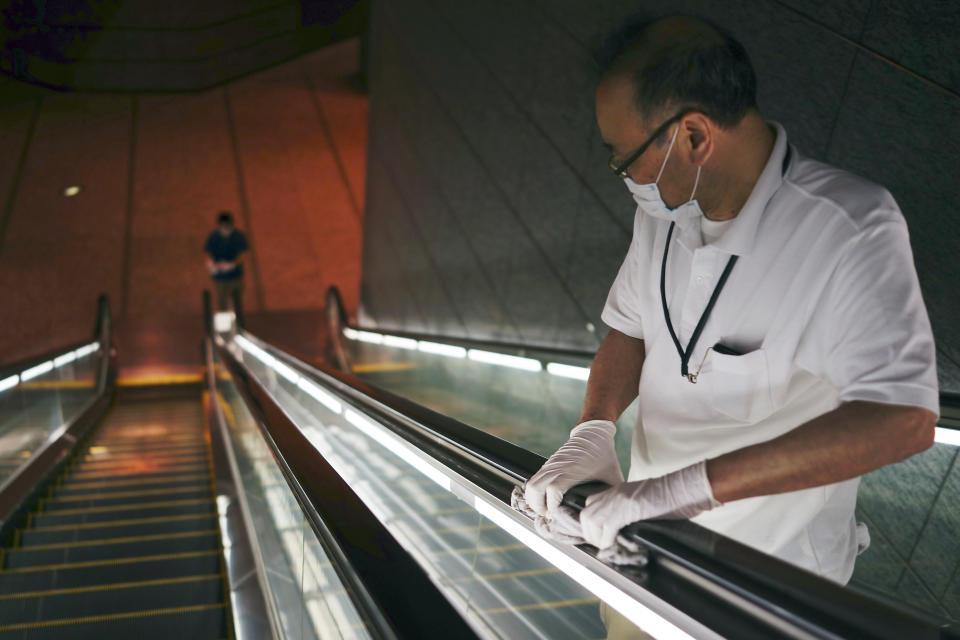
left=511, top=486, right=648, bottom=566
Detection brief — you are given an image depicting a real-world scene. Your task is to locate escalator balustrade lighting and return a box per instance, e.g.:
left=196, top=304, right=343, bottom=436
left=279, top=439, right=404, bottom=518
left=54, top=351, right=77, bottom=367
left=343, top=409, right=451, bottom=490
left=16, top=341, right=100, bottom=383
left=467, top=349, right=542, bottom=372
left=382, top=335, right=417, bottom=350
left=341, top=326, right=597, bottom=379
left=417, top=340, right=467, bottom=359
left=354, top=329, right=386, bottom=344
left=297, top=377, right=343, bottom=414
left=0, top=375, right=18, bottom=393
left=935, top=427, right=960, bottom=446
left=234, top=333, right=696, bottom=639
left=546, top=362, right=591, bottom=381
left=20, top=361, right=54, bottom=381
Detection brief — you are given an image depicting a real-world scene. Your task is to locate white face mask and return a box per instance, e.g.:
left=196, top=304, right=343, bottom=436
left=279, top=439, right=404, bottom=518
left=623, top=124, right=702, bottom=222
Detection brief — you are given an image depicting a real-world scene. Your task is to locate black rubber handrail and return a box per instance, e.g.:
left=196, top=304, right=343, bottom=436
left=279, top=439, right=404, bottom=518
left=253, top=322, right=957, bottom=639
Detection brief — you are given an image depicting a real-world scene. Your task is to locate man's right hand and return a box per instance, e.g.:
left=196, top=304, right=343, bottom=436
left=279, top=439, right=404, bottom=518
left=523, top=419, right=624, bottom=518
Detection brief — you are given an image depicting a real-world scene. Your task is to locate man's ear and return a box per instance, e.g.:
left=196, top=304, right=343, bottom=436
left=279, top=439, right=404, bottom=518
left=683, top=113, right=714, bottom=165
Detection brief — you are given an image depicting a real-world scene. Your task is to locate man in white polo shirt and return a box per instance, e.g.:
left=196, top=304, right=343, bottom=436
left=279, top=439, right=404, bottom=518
left=524, top=15, right=939, bottom=584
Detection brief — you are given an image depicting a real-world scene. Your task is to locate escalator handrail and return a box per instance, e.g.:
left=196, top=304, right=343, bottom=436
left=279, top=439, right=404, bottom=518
left=242, top=327, right=955, bottom=639
left=211, top=334, right=484, bottom=640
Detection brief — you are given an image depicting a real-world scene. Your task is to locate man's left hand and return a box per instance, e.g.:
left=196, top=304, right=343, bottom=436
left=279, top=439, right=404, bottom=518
left=580, top=460, right=721, bottom=549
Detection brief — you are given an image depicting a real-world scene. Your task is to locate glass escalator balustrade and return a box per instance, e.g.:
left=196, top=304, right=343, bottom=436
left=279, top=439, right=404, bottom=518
left=230, top=334, right=697, bottom=640
left=0, top=341, right=102, bottom=488
left=214, top=349, right=372, bottom=640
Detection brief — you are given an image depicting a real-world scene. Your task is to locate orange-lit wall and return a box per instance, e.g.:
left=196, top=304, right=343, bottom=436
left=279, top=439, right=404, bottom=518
left=0, top=40, right=366, bottom=365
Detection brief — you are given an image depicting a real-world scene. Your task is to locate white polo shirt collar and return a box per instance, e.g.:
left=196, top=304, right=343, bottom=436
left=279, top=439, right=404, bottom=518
left=709, top=122, right=789, bottom=257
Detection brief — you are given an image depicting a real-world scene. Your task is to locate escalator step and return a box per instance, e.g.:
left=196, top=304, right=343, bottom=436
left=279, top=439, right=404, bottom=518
left=42, top=487, right=211, bottom=510
left=53, top=475, right=210, bottom=497
left=20, top=514, right=218, bottom=546
left=0, top=551, right=221, bottom=592
left=4, top=532, right=220, bottom=568
left=0, top=574, right=224, bottom=625
left=58, top=469, right=208, bottom=488
left=0, top=603, right=227, bottom=639
left=69, top=456, right=208, bottom=475
left=31, top=501, right=214, bottom=527
left=80, top=445, right=206, bottom=460
left=90, top=437, right=204, bottom=448
left=67, top=463, right=207, bottom=479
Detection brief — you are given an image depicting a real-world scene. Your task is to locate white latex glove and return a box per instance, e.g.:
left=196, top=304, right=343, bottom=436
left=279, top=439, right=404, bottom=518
left=580, top=460, right=721, bottom=550
left=523, top=419, right=624, bottom=518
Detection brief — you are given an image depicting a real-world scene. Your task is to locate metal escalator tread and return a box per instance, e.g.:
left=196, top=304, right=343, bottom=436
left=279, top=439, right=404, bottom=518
left=0, top=391, right=233, bottom=639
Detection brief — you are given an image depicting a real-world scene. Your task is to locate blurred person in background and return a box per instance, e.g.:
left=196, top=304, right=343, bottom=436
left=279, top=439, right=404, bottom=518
left=204, top=211, right=248, bottom=312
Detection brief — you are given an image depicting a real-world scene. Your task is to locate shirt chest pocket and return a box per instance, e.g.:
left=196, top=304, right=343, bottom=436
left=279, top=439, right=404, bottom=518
left=704, top=348, right=775, bottom=423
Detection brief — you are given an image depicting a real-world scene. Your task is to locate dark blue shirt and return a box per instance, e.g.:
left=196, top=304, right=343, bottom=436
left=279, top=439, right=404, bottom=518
left=204, top=229, right=248, bottom=280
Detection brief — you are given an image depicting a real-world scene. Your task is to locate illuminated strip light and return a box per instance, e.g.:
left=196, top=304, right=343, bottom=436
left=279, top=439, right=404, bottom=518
left=272, top=360, right=301, bottom=385
left=298, top=378, right=343, bottom=415
left=235, top=335, right=276, bottom=368
left=418, top=341, right=466, bottom=359
left=468, top=349, right=542, bottom=372
left=344, top=409, right=451, bottom=490
left=935, top=427, right=960, bottom=447
left=473, top=498, right=695, bottom=640
left=21, top=361, right=54, bottom=381
left=54, top=351, right=77, bottom=367
left=547, top=362, right=591, bottom=381
left=383, top=335, right=418, bottom=350
left=0, top=375, right=18, bottom=393
left=74, top=342, right=100, bottom=359
left=355, top=330, right=384, bottom=345
left=343, top=327, right=360, bottom=340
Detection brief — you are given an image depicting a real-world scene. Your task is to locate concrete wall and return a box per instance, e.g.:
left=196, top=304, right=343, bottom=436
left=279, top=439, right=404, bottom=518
left=361, top=0, right=960, bottom=391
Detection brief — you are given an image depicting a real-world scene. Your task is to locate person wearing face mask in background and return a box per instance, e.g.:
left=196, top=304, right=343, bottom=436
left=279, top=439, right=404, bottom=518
left=523, top=14, right=939, bottom=593
left=204, top=211, right=249, bottom=312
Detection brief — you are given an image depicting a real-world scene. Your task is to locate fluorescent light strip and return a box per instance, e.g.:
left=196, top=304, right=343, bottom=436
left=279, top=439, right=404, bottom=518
left=298, top=378, right=343, bottom=415
left=343, top=327, right=360, bottom=340
left=21, top=361, right=53, bottom=381
left=272, top=360, right=301, bottom=385
left=547, top=362, right=590, bottom=381
left=468, top=349, right=541, bottom=372
left=355, top=330, right=384, bottom=345
left=935, top=427, right=960, bottom=447
left=54, top=352, right=77, bottom=367
left=473, top=498, right=694, bottom=639
left=235, top=335, right=276, bottom=368
left=418, top=341, right=466, bottom=359
left=74, top=342, right=99, bottom=359
left=344, top=409, right=451, bottom=490
left=383, top=335, right=418, bottom=350
left=0, top=375, right=18, bottom=393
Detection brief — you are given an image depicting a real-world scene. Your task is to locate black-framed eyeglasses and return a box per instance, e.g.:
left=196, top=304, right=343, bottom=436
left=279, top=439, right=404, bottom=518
left=607, top=109, right=695, bottom=179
